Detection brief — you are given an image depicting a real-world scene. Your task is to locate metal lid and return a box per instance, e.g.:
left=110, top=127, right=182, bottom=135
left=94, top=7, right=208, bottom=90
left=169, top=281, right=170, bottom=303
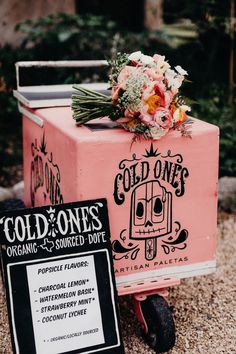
left=13, top=60, right=109, bottom=108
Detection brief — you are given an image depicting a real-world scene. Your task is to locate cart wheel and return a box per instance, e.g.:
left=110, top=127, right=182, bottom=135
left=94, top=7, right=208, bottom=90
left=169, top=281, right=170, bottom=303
left=0, top=199, right=25, bottom=212
left=140, top=294, right=176, bottom=353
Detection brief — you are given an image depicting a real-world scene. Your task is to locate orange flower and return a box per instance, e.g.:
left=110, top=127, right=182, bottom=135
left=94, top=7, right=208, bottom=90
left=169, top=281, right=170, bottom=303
left=178, top=110, right=187, bottom=123
left=146, top=94, right=161, bottom=115
left=170, top=102, right=177, bottom=116
left=116, top=116, right=138, bottom=129
left=126, top=117, right=138, bottom=129
left=173, top=105, right=190, bottom=123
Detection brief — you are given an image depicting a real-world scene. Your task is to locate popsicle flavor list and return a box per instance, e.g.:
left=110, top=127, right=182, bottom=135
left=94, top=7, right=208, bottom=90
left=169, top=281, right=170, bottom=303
left=0, top=199, right=124, bottom=354
left=27, top=255, right=105, bottom=354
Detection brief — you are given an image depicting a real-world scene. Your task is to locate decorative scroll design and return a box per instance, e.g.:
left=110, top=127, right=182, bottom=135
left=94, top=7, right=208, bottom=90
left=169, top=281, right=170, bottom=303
left=161, top=222, right=188, bottom=254
left=112, top=229, right=140, bottom=260
left=161, top=149, right=183, bottom=163
left=119, top=154, right=141, bottom=169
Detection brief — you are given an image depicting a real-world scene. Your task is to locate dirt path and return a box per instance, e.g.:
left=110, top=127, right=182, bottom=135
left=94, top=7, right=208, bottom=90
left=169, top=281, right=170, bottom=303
left=1, top=214, right=236, bottom=354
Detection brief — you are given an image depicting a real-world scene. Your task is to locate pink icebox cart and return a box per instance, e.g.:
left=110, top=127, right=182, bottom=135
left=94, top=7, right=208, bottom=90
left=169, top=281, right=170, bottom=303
left=14, top=61, right=219, bottom=353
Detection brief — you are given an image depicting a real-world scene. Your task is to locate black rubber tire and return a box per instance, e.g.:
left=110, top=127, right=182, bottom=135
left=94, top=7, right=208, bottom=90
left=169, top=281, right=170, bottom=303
left=140, top=294, right=176, bottom=353
left=0, top=199, right=25, bottom=212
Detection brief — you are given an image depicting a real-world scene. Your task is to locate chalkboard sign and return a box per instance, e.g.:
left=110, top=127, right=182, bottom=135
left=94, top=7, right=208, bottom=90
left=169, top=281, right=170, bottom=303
left=0, top=199, right=124, bottom=354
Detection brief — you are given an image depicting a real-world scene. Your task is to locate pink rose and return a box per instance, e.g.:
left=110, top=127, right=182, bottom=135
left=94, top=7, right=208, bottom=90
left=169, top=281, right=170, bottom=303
left=117, top=66, right=136, bottom=89
left=112, top=66, right=136, bottom=102
left=140, top=106, right=173, bottom=129
left=153, top=108, right=173, bottom=129
left=139, top=105, right=153, bottom=125
left=111, top=85, right=121, bottom=102
left=164, top=90, right=173, bottom=108
left=142, top=81, right=165, bottom=101
left=144, top=68, right=163, bottom=81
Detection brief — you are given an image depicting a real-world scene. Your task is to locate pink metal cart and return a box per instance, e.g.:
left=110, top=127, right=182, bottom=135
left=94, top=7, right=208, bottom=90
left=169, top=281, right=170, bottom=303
left=15, top=61, right=219, bottom=353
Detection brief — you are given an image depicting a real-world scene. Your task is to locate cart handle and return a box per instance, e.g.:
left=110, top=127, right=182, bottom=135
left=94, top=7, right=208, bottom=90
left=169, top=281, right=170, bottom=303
left=15, top=60, right=108, bottom=89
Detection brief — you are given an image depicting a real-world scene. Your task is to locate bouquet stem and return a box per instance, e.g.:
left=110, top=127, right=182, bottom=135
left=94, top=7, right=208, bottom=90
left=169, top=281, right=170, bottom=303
left=72, top=85, right=114, bottom=125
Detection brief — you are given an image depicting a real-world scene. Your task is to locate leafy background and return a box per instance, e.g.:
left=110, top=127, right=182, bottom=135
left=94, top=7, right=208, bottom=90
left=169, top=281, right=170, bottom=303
left=0, top=0, right=235, bottom=178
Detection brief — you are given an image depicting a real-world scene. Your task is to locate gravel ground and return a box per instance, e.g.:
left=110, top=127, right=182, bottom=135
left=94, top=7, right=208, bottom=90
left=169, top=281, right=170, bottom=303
left=0, top=213, right=236, bottom=354
left=0, top=165, right=23, bottom=188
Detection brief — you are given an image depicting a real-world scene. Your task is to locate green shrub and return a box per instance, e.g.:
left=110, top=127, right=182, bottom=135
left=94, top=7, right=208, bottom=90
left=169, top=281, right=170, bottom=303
left=0, top=12, right=235, bottom=178
left=192, top=86, right=236, bottom=176
left=0, top=13, right=171, bottom=172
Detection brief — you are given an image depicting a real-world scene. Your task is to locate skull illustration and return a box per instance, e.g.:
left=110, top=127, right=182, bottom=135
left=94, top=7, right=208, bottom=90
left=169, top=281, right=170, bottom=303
left=129, top=180, right=172, bottom=240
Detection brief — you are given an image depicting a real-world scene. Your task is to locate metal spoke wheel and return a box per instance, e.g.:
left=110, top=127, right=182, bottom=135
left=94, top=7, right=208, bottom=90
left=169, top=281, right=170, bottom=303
left=140, top=294, right=176, bottom=353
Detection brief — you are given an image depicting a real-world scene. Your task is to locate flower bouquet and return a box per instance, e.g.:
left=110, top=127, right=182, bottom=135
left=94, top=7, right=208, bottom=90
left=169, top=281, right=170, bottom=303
left=72, top=51, right=192, bottom=140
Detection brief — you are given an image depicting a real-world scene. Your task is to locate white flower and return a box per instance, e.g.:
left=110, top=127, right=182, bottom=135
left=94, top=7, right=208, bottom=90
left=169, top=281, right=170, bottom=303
left=128, top=51, right=143, bottom=61
left=159, top=61, right=171, bottom=74
left=165, top=69, right=184, bottom=91
left=180, top=104, right=191, bottom=112
left=153, top=54, right=166, bottom=65
left=153, top=55, right=170, bottom=74
left=173, top=105, right=191, bottom=122
left=149, top=126, right=167, bottom=140
left=175, top=65, right=188, bottom=76
left=173, top=76, right=184, bottom=90
left=128, top=51, right=153, bottom=66
left=121, top=69, right=151, bottom=111
left=165, top=68, right=175, bottom=83
left=140, top=54, right=153, bottom=66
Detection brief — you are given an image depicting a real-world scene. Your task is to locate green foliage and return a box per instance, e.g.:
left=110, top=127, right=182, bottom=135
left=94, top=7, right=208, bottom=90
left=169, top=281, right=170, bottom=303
left=192, top=86, right=236, bottom=176
left=15, top=13, right=118, bottom=58
left=164, top=0, right=231, bottom=27
left=0, top=12, right=171, bottom=172
left=0, top=13, right=171, bottom=88
left=164, top=0, right=235, bottom=88
left=0, top=11, right=235, bottom=177
left=163, top=0, right=236, bottom=176
left=0, top=93, right=21, bottom=168
left=108, top=52, right=129, bottom=85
